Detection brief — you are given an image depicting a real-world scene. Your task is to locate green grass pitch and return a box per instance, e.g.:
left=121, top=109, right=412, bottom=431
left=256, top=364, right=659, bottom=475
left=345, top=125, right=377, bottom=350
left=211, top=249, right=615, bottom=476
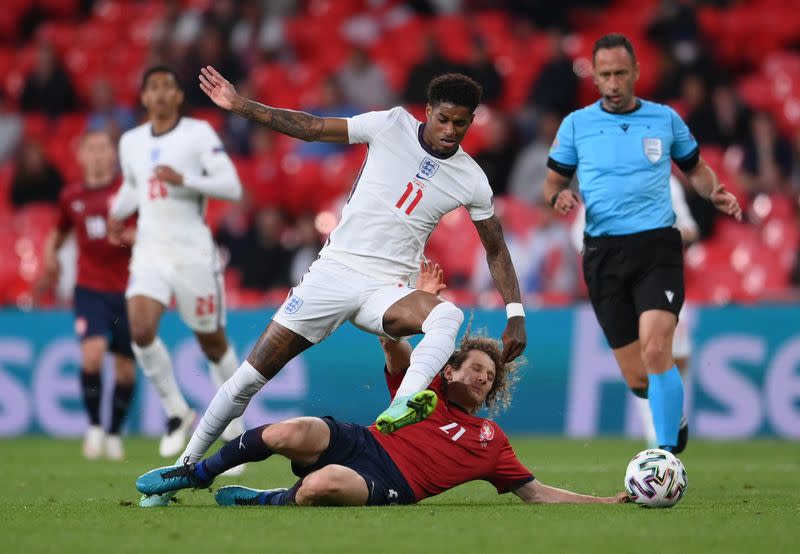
left=1, top=437, right=797, bottom=554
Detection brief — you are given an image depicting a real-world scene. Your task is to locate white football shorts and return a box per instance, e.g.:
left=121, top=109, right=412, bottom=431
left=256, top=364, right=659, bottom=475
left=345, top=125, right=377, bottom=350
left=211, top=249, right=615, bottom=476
left=272, top=257, right=415, bottom=344
left=126, top=253, right=226, bottom=333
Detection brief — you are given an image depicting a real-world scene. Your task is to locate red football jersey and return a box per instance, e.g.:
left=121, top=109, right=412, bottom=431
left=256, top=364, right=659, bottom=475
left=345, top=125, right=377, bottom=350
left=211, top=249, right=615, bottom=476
left=57, top=180, right=132, bottom=293
left=369, top=371, right=534, bottom=502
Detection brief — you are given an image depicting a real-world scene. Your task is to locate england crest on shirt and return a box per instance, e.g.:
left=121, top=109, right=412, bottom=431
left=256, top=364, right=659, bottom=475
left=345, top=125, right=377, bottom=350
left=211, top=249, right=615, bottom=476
left=416, top=157, right=440, bottom=180
left=643, top=138, right=662, bottom=163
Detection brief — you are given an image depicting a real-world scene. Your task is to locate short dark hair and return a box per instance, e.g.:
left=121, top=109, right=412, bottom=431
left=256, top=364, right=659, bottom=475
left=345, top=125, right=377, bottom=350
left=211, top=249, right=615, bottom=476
left=443, top=334, right=521, bottom=414
left=592, top=33, right=636, bottom=64
left=426, top=73, right=482, bottom=112
left=141, top=65, right=183, bottom=91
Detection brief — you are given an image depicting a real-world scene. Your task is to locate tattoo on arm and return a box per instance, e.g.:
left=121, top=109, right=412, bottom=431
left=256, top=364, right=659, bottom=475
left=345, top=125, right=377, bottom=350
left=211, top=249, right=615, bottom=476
left=236, top=98, right=325, bottom=141
left=474, top=215, right=522, bottom=304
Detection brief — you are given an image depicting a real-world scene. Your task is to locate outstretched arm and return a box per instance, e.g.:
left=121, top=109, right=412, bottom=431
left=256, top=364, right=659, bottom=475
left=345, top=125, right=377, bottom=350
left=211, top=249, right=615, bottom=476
left=199, top=65, right=349, bottom=143
left=513, top=479, right=629, bottom=505
left=472, top=215, right=526, bottom=362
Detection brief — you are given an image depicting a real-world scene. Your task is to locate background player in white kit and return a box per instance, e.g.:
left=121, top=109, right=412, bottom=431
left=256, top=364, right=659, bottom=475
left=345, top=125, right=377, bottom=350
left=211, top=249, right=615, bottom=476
left=571, top=174, right=699, bottom=446
left=109, top=66, right=245, bottom=458
left=137, top=67, right=527, bottom=507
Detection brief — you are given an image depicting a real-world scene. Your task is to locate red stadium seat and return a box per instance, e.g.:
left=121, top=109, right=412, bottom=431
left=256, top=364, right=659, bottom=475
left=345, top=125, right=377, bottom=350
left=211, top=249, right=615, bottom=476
left=23, top=114, right=51, bottom=140
left=36, top=22, right=79, bottom=54
left=425, top=207, right=482, bottom=287
left=53, top=113, right=88, bottom=143
left=431, top=15, right=473, bottom=65
left=40, top=0, right=81, bottom=17
left=189, top=108, right=225, bottom=133
left=280, top=156, right=324, bottom=217
left=494, top=196, right=540, bottom=238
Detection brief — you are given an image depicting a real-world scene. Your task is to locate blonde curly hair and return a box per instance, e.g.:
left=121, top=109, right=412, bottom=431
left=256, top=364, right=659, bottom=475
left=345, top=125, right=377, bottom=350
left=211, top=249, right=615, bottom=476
left=442, top=333, right=523, bottom=415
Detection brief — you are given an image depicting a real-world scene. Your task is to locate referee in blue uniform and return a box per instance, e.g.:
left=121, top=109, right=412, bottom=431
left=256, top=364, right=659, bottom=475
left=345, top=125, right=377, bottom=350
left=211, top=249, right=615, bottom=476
left=543, top=34, right=741, bottom=453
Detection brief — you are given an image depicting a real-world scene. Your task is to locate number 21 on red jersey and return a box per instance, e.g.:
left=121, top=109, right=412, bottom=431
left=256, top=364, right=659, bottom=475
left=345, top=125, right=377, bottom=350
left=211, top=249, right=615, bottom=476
left=439, top=421, right=466, bottom=442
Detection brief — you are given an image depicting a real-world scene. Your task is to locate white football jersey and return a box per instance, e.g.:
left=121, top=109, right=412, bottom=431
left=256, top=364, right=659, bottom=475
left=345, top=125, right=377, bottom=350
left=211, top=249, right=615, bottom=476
left=320, top=107, right=494, bottom=282
left=112, top=117, right=241, bottom=260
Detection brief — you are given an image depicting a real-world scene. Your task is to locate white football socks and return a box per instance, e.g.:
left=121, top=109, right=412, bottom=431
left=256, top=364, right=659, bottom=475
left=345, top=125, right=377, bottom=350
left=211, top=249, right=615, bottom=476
left=132, top=338, right=189, bottom=419
left=180, top=361, right=267, bottom=463
left=393, top=301, right=464, bottom=399
left=208, top=346, right=246, bottom=440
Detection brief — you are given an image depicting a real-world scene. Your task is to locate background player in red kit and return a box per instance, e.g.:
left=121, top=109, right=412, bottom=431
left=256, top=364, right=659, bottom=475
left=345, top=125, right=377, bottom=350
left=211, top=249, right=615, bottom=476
left=43, top=130, right=136, bottom=461
left=136, top=263, right=629, bottom=507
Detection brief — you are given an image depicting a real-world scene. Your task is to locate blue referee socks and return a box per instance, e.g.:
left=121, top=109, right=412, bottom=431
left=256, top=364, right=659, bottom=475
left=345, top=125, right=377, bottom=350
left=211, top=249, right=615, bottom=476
left=648, top=366, right=684, bottom=451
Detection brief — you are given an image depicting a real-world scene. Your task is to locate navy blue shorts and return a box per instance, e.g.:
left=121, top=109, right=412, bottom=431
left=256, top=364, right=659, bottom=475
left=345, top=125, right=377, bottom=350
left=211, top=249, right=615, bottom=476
left=291, top=417, right=416, bottom=506
left=73, top=286, right=134, bottom=358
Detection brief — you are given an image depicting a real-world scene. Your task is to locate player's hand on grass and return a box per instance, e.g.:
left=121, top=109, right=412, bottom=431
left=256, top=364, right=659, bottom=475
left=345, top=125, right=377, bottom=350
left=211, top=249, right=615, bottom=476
left=501, top=316, right=526, bottom=363
left=199, top=66, right=239, bottom=111
left=417, top=261, right=446, bottom=295
left=709, top=184, right=742, bottom=221
left=552, top=190, right=580, bottom=216
left=154, top=165, right=184, bottom=186
left=609, top=492, right=631, bottom=504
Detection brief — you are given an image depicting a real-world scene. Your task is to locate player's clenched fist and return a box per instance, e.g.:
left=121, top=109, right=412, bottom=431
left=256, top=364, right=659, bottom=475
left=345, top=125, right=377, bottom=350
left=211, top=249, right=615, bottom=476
left=551, top=190, right=580, bottom=215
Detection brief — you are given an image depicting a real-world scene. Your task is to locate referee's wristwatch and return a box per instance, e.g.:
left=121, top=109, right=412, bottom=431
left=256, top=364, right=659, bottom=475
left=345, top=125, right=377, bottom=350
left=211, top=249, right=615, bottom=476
left=549, top=191, right=560, bottom=208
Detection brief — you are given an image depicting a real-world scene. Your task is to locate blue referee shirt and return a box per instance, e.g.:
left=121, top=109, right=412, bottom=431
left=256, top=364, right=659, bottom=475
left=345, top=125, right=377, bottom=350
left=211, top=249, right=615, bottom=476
left=548, top=99, right=699, bottom=237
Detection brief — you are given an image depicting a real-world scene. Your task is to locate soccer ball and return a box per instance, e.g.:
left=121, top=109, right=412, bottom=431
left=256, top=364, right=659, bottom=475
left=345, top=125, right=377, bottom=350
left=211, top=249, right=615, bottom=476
left=624, top=448, right=687, bottom=508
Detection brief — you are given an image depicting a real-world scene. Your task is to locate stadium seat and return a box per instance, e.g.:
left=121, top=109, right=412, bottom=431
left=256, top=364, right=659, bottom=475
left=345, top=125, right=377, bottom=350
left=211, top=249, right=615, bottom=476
left=35, top=22, right=79, bottom=54
left=40, top=0, right=81, bottom=18
left=425, top=207, right=483, bottom=288
left=494, top=196, right=540, bottom=238
left=431, top=15, right=473, bottom=65
left=281, top=156, right=324, bottom=217
left=23, top=114, right=50, bottom=140
left=189, top=108, right=225, bottom=133
left=53, top=113, right=88, bottom=143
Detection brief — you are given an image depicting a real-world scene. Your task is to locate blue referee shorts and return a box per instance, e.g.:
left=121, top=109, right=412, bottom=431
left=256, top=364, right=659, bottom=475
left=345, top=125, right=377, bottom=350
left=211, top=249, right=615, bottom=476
left=291, top=417, right=415, bottom=506
left=73, top=286, right=134, bottom=358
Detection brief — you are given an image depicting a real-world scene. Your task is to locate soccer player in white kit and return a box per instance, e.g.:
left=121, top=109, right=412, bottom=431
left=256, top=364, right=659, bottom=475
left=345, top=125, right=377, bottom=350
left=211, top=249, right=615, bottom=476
left=137, top=66, right=528, bottom=507
left=108, top=66, right=245, bottom=458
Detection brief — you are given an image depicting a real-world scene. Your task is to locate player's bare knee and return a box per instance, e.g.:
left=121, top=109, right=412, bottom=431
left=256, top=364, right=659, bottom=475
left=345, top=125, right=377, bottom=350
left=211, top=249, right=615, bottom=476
left=81, top=344, right=105, bottom=372
left=196, top=329, right=228, bottom=361
left=263, top=419, right=308, bottom=453
left=199, top=341, right=226, bottom=362
left=624, top=372, right=649, bottom=390
left=129, top=325, right=157, bottom=347
left=301, top=467, right=346, bottom=501
left=114, top=359, right=136, bottom=385
left=641, top=340, right=672, bottom=371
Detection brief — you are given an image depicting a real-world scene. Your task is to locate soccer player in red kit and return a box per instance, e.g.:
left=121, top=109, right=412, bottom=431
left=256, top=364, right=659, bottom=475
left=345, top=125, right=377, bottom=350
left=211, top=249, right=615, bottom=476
left=43, top=130, right=136, bottom=461
left=136, top=264, right=628, bottom=507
